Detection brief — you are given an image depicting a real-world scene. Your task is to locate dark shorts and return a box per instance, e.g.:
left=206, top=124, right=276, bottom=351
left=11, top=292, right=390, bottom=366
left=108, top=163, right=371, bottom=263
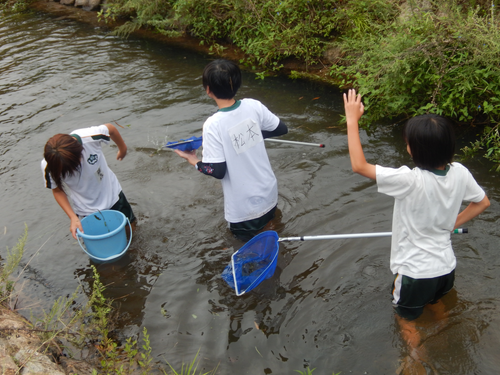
left=110, top=191, right=136, bottom=224
left=391, top=270, right=455, bottom=321
left=229, top=205, right=277, bottom=242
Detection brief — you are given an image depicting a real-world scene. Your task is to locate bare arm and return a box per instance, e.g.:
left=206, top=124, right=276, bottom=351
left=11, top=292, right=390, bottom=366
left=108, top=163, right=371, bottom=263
left=454, top=195, right=490, bottom=230
left=105, top=123, right=127, bottom=160
left=344, top=89, right=376, bottom=180
left=174, top=149, right=200, bottom=166
left=52, top=187, right=82, bottom=239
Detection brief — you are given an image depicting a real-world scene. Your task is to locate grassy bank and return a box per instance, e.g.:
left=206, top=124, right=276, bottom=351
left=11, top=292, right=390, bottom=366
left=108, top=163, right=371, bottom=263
left=2, top=0, right=499, bottom=167
left=96, top=0, right=500, bottom=169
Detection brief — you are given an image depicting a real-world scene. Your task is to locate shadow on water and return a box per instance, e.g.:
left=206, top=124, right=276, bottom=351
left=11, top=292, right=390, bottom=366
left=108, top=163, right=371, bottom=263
left=1, top=11, right=500, bottom=375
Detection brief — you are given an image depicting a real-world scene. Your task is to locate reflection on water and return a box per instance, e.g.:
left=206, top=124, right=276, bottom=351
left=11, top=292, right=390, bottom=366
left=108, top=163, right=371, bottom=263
left=1, top=11, right=500, bottom=374
left=75, top=245, right=166, bottom=330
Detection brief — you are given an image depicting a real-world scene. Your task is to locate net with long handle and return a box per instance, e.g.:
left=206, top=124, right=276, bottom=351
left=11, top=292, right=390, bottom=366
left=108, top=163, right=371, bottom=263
left=221, top=228, right=467, bottom=296
left=222, top=231, right=280, bottom=296
left=166, top=136, right=324, bottom=152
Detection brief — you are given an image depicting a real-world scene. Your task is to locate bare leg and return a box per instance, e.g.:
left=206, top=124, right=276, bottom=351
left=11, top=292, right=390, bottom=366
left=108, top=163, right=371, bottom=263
left=396, top=315, right=428, bottom=374
left=427, top=299, right=447, bottom=321
left=396, top=315, right=424, bottom=358
left=397, top=315, right=419, bottom=346
left=396, top=299, right=449, bottom=374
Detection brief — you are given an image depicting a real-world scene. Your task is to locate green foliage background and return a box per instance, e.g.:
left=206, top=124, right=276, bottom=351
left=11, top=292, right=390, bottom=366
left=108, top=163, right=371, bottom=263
left=99, top=0, right=500, bottom=169
left=3, top=0, right=500, bottom=168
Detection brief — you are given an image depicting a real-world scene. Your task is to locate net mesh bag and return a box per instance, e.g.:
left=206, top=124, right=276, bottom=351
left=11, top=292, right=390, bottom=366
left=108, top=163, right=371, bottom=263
left=165, top=136, right=202, bottom=151
left=222, top=231, right=280, bottom=296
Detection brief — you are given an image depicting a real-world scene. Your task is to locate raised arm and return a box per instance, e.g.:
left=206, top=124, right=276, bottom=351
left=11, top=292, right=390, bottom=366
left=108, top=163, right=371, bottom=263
left=105, top=123, right=127, bottom=161
left=344, top=89, right=376, bottom=180
left=52, top=187, right=83, bottom=239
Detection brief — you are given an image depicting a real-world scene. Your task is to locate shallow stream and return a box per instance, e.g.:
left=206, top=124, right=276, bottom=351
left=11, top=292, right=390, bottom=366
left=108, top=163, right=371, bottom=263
left=1, top=11, right=499, bottom=374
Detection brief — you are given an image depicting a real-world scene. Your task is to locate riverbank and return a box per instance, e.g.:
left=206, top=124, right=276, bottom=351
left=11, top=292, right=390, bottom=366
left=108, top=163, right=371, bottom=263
left=25, top=0, right=500, bottom=173
left=1, top=4, right=499, bottom=372
left=0, top=302, right=94, bottom=374
left=28, top=0, right=337, bottom=84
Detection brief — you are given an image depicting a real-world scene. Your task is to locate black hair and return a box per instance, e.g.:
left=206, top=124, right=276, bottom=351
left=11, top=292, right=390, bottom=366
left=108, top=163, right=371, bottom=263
left=202, top=59, right=242, bottom=100
left=403, top=114, right=455, bottom=170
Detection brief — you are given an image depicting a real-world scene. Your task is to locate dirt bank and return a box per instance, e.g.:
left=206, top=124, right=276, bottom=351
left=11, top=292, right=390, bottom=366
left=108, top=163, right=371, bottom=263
left=0, top=303, right=95, bottom=374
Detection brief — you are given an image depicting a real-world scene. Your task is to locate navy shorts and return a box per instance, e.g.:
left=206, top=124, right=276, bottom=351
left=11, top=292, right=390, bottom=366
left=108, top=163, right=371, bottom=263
left=229, top=205, right=277, bottom=242
left=391, top=270, right=455, bottom=321
left=110, top=191, right=136, bottom=224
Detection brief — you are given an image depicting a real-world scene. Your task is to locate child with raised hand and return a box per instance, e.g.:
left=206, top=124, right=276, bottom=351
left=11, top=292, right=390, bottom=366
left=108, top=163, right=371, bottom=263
left=175, top=59, right=288, bottom=241
left=42, top=123, right=136, bottom=239
left=343, top=89, right=490, bottom=357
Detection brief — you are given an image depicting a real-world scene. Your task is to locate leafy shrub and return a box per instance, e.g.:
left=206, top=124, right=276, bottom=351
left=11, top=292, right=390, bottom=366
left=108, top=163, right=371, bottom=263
left=103, top=0, right=399, bottom=71
left=331, top=1, right=500, bottom=168
left=67, top=0, right=500, bottom=168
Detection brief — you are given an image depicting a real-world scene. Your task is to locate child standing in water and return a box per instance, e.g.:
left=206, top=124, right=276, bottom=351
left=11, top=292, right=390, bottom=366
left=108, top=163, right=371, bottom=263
left=42, top=123, right=136, bottom=239
left=175, top=59, right=288, bottom=241
left=343, top=89, right=490, bottom=363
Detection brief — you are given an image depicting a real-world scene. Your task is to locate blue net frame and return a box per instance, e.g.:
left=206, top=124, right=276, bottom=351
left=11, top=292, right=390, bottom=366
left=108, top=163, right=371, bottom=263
left=165, top=136, right=202, bottom=151
left=222, top=231, right=280, bottom=296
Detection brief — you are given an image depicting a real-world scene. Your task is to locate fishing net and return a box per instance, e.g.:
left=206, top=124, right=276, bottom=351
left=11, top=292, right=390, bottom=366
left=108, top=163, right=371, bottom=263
left=165, top=136, right=203, bottom=151
left=222, top=231, right=280, bottom=296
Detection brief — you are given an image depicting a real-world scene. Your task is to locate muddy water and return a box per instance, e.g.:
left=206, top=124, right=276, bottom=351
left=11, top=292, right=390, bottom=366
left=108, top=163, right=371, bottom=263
left=1, top=11, right=499, bottom=374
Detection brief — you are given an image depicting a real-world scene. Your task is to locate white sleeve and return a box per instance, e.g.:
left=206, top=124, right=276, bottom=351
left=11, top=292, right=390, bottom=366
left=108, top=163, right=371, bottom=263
left=376, top=165, right=415, bottom=199
left=202, top=119, right=226, bottom=163
left=247, top=99, right=280, bottom=132
left=463, top=168, right=486, bottom=203
left=72, top=125, right=111, bottom=145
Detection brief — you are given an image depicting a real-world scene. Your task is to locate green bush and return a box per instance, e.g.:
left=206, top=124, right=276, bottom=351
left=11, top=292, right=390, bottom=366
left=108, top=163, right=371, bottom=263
left=331, top=1, right=500, bottom=168
left=103, top=0, right=399, bottom=71
left=0, top=0, right=35, bottom=14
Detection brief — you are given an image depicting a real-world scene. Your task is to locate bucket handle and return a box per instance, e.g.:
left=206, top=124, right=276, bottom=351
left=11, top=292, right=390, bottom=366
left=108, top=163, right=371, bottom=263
left=76, top=218, right=133, bottom=262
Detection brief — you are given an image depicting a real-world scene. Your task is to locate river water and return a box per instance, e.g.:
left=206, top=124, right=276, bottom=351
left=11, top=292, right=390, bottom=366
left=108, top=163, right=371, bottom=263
left=1, top=10, right=499, bottom=375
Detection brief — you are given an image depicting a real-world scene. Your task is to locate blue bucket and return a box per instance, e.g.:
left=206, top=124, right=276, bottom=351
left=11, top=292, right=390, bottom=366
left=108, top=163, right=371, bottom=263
left=76, top=210, right=132, bottom=263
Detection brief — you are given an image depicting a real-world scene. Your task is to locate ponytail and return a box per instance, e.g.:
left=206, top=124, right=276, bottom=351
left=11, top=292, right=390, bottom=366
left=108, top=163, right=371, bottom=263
left=44, top=134, right=83, bottom=192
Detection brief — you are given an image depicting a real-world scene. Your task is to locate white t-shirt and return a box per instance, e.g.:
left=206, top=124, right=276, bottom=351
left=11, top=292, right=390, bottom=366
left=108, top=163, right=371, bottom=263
left=202, top=98, right=280, bottom=223
left=41, top=125, right=122, bottom=216
left=376, top=162, right=485, bottom=279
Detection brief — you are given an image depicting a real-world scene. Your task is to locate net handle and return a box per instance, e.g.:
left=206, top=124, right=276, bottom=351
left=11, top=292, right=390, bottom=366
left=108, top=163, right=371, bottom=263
left=278, top=228, right=467, bottom=242
left=264, top=138, right=325, bottom=148
left=279, top=232, right=391, bottom=241
left=231, top=252, right=243, bottom=296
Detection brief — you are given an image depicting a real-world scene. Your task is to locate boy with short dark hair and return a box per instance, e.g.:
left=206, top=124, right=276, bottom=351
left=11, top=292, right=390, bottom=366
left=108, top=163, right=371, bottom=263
left=175, top=59, right=288, bottom=241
